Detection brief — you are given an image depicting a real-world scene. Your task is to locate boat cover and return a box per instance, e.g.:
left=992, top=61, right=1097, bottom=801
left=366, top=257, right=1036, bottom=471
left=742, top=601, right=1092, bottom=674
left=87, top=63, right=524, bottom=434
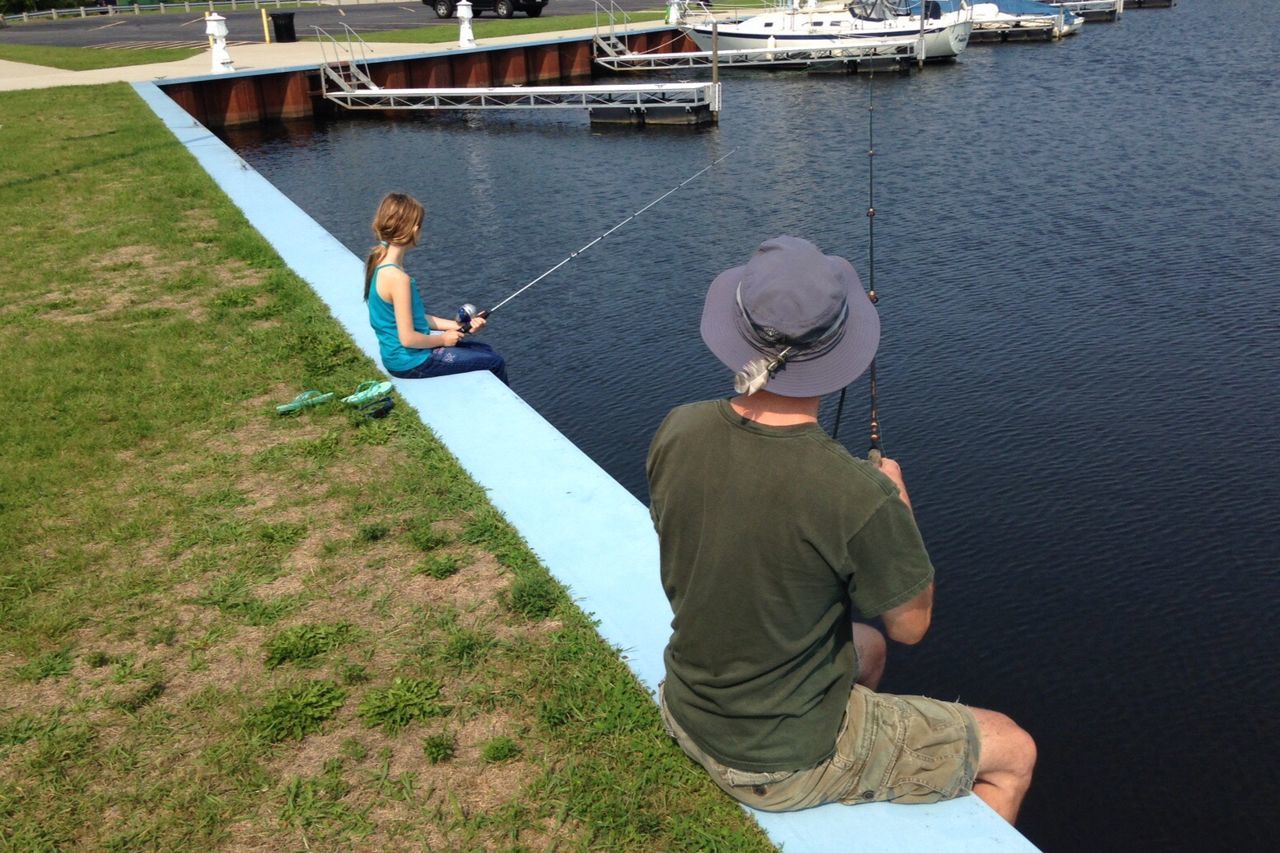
left=986, top=0, right=1074, bottom=14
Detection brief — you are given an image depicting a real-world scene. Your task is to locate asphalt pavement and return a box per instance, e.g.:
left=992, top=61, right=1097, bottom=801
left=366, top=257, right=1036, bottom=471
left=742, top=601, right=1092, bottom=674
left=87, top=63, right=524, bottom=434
left=0, top=1, right=662, bottom=49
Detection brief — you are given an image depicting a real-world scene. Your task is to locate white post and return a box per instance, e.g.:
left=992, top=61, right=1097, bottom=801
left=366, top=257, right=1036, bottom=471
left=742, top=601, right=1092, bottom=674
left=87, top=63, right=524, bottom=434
left=51, top=8, right=58, bottom=19
left=457, top=0, right=475, bottom=49
left=206, top=13, right=236, bottom=74
left=665, top=0, right=680, bottom=26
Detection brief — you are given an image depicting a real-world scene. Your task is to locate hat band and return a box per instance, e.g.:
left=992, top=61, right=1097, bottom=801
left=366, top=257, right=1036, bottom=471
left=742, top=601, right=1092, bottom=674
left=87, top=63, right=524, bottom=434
left=734, top=281, right=849, bottom=364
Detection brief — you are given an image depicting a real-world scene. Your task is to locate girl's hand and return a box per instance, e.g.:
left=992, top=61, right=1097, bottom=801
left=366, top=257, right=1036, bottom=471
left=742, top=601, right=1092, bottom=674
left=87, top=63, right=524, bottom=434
left=442, top=329, right=464, bottom=347
left=468, top=316, right=487, bottom=332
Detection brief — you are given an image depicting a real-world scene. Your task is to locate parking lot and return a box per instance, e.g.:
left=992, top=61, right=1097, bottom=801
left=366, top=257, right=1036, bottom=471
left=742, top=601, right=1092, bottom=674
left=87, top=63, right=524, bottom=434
left=0, top=1, right=662, bottom=49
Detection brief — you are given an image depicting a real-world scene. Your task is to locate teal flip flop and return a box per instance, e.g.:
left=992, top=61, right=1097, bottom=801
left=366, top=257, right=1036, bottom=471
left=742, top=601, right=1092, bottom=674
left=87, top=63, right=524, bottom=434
left=342, top=380, right=393, bottom=406
left=276, top=389, right=334, bottom=414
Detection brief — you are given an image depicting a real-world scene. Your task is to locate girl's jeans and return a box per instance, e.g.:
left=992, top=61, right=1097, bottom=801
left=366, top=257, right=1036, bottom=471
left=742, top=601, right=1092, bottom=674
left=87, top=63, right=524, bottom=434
left=389, top=341, right=508, bottom=386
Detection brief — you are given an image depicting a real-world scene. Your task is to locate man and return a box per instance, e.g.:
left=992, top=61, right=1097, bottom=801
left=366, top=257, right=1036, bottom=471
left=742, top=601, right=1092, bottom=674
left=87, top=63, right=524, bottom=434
left=646, top=236, right=1035, bottom=823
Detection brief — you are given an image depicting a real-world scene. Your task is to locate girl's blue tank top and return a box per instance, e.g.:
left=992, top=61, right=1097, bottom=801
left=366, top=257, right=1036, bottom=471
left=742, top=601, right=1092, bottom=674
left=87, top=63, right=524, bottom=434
left=367, top=264, right=432, bottom=373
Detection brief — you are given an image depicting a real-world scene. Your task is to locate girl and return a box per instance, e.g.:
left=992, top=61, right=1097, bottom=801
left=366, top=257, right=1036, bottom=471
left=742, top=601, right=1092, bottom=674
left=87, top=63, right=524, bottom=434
left=364, top=193, right=508, bottom=385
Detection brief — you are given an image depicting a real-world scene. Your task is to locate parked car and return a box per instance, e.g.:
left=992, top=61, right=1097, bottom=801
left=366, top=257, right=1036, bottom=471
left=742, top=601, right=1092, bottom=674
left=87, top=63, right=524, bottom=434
left=91, top=0, right=119, bottom=13
left=426, top=0, right=548, bottom=19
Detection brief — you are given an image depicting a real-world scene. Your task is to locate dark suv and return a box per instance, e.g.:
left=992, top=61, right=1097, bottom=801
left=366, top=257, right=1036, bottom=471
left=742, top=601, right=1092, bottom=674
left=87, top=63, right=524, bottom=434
left=427, top=0, right=548, bottom=18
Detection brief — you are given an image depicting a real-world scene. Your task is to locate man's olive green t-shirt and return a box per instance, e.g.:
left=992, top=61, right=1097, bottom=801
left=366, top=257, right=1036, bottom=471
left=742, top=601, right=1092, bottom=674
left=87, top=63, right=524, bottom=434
left=646, top=399, right=934, bottom=773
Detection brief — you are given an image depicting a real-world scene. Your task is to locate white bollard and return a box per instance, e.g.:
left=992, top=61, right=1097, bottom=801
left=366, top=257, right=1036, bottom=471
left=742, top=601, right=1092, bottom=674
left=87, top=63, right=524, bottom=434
left=206, top=13, right=237, bottom=74
left=665, top=0, right=680, bottom=26
left=457, top=0, right=476, bottom=49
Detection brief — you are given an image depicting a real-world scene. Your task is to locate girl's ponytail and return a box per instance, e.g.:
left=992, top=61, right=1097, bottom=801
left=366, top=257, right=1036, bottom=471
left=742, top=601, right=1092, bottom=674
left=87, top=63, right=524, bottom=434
left=364, top=242, right=388, bottom=301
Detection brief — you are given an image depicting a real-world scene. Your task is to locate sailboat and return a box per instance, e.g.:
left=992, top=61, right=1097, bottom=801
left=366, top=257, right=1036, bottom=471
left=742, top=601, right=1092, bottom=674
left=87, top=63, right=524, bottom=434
left=677, top=0, right=975, bottom=62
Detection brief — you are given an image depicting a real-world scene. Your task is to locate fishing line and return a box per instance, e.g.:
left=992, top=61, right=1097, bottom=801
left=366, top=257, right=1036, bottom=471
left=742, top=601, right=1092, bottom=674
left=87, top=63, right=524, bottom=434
left=457, top=149, right=737, bottom=331
left=832, top=72, right=881, bottom=466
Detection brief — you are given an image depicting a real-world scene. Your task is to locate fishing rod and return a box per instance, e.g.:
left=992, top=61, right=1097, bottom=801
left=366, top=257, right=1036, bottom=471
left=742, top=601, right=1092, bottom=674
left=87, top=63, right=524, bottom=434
left=831, top=72, right=882, bottom=464
left=456, top=149, right=737, bottom=332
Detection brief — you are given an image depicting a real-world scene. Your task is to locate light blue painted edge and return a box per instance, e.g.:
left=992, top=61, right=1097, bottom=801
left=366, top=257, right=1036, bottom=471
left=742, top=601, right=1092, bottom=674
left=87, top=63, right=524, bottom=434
left=131, top=80, right=1038, bottom=853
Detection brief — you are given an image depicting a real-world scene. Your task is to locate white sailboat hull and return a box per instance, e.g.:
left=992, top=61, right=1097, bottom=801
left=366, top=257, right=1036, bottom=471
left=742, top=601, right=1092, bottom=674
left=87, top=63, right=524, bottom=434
left=683, top=6, right=973, bottom=61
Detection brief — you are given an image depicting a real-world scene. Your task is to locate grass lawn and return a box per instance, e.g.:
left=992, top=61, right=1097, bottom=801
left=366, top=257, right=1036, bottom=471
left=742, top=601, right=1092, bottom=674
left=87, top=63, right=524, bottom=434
left=0, top=41, right=201, bottom=70
left=0, top=83, right=771, bottom=850
left=354, top=11, right=668, bottom=44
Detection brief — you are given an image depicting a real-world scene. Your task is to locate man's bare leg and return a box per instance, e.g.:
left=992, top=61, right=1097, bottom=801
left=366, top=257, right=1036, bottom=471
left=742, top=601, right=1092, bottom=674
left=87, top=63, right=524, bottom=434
left=968, top=707, right=1036, bottom=824
left=852, top=623, right=886, bottom=691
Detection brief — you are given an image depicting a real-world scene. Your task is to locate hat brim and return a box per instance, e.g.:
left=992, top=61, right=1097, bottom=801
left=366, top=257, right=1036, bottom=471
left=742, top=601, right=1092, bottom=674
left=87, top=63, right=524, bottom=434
left=699, top=253, right=880, bottom=398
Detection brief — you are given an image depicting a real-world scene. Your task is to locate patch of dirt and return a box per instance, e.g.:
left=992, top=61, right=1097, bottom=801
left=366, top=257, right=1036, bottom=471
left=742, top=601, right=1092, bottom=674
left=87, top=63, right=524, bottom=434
left=210, top=257, right=263, bottom=290
left=392, top=550, right=508, bottom=619
left=0, top=655, right=87, bottom=719
left=158, top=627, right=268, bottom=710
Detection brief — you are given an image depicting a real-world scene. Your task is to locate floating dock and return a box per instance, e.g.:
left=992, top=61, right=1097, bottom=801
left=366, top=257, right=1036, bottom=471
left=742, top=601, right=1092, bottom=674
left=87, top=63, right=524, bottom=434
left=322, top=78, right=720, bottom=126
left=969, top=27, right=1069, bottom=43
left=317, top=26, right=718, bottom=126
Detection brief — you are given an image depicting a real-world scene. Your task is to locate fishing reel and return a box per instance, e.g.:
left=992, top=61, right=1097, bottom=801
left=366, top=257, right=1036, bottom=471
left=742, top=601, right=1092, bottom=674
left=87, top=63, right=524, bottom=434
left=456, top=303, right=489, bottom=334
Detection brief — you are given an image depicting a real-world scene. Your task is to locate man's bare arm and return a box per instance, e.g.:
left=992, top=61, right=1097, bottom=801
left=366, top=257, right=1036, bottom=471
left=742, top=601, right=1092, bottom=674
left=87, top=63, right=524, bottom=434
left=881, top=582, right=934, bottom=645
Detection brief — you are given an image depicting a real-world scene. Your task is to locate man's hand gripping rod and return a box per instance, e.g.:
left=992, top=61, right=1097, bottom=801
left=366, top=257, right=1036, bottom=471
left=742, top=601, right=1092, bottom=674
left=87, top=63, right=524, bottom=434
left=457, top=150, right=737, bottom=332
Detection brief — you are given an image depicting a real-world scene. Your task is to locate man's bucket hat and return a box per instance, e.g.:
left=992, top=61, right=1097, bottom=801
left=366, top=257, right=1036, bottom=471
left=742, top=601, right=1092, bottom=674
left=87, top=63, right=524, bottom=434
left=700, top=236, right=880, bottom=398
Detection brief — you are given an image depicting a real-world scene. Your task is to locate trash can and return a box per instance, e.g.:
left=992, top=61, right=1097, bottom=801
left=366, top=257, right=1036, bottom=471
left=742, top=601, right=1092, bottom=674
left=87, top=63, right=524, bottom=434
left=269, top=12, right=297, bottom=44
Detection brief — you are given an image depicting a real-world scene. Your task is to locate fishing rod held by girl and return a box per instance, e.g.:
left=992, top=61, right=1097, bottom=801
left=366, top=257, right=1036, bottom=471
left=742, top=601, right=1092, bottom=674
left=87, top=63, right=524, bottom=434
left=457, top=149, right=736, bottom=333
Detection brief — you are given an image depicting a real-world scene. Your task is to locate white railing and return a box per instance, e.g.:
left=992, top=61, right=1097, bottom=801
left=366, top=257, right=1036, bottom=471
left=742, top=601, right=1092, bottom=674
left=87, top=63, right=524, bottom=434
left=314, top=22, right=375, bottom=95
left=1043, top=0, right=1123, bottom=19
left=592, top=0, right=633, bottom=44
left=2, top=0, right=308, bottom=24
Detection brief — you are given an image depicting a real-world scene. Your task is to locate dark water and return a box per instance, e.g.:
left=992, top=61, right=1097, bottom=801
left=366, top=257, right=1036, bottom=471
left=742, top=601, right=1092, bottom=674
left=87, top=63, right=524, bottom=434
left=221, top=3, right=1279, bottom=849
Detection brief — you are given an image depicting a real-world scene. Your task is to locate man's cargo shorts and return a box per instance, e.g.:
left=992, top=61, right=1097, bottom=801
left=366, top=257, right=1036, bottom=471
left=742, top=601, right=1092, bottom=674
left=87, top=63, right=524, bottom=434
left=658, top=683, right=980, bottom=812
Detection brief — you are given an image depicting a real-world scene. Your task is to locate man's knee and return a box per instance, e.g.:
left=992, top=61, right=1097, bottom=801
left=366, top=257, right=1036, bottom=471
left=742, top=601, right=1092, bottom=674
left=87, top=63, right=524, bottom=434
left=970, top=707, right=1036, bottom=781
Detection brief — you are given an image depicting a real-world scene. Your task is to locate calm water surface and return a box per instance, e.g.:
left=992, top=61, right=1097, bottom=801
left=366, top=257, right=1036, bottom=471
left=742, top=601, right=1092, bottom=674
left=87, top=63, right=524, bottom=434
left=222, top=2, right=1279, bottom=848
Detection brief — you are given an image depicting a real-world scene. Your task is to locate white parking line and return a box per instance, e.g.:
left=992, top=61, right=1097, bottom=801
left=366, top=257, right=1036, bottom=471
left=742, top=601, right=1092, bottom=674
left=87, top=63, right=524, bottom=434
left=91, top=20, right=127, bottom=31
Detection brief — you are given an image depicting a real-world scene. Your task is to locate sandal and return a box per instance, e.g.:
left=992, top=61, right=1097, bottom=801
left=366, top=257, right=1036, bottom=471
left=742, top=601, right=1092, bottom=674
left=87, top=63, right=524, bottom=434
left=359, top=396, right=394, bottom=419
left=276, top=389, right=334, bottom=414
left=342, top=380, right=394, bottom=406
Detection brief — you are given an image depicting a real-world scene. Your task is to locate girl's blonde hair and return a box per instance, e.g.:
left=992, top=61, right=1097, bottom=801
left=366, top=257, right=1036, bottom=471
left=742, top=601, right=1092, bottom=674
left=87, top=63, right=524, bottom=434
left=364, top=192, right=425, bottom=301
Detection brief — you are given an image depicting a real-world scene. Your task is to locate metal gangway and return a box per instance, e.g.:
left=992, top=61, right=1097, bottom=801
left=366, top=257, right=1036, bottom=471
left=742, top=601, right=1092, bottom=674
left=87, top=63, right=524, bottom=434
left=314, top=24, right=720, bottom=124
